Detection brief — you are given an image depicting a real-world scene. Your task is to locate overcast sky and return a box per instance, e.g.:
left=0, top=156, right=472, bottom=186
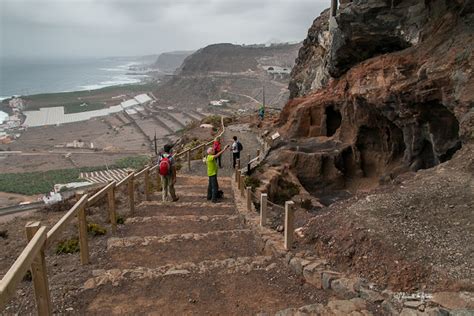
left=0, top=0, right=329, bottom=59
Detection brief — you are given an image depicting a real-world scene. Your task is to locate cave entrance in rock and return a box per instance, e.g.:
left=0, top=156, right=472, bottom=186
left=412, top=101, right=462, bottom=170
left=325, top=106, right=342, bottom=137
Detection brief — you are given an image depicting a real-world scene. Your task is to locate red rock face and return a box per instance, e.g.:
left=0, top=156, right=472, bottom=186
left=274, top=0, right=472, bottom=197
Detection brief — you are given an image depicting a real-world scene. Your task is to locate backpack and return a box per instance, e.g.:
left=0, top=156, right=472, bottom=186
left=237, top=141, right=243, bottom=152
left=159, top=155, right=172, bottom=176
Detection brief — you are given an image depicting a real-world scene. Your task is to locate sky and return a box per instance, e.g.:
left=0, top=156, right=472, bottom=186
left=0, top=0, right=329, bottom=59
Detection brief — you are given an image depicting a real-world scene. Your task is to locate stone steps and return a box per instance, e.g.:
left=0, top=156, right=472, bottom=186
left=75, top=173, right=334, bottom=314
left=105, top=230, right=262, bottom=268
left=136, top=201, right=236, bottom=217
left=80, top=257, right=322, bottom=315
left=119, top=214, right=244, bottom=237
left=150, top=191, right=235, bottom=203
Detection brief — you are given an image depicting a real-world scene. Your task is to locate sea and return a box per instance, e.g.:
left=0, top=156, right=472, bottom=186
left=0, top=56, right=152, bottom=100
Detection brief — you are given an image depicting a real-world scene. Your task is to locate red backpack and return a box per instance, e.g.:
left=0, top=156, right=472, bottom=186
left=159, top=155, right=172, bottom=176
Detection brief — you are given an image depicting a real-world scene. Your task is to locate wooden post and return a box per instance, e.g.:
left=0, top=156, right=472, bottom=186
left=128, top=173, right=135, bottom=215
left=246, top=187, right=252, bottom=211
left=240, top=174, right=245, bottom=197
left=107, top=183, right=117, bottom=234
left=331, top=0, right=338, bottom=17
left=25, top=222, right=52, bottom=316
left=144, top=168, right=151, bottom=201
left=247, top=153, right=251, bottom=174
left=187, top=150, right=191, bottom=171
left=237, top=170, right=242, bottom=190
left=78, top=203, right=89, bottom=265
left=257, top=149, right=261, bottom=161
left=260, top=193, right=268, bottom=227
left=284, top=201, right=295, bottom=250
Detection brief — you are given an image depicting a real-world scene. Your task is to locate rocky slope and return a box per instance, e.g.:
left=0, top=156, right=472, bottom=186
left=260, top=0, right=473, bottom=292
left=178, top=43, right=300, bottom=75
left=151, top=43, right=301, bottom=110
left=153, top=51, right=194, bottom=74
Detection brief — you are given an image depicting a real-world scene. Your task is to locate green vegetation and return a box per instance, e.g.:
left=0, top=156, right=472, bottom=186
left=244, top=176, right=261, bottom=192
left=201, top=115, right=221, bottom=128
left=0, top=155, right=150, bottom=195
left=63, top=102, right=106, bottom=114
left=56, top=238, right=80, bottom=254
left=0, top=167, right=99, bottom=195
left=272, top=178, right=300, bottom=205
left=116, top=215, right=125, bottom=225
left=22, top=82, right=157, bottom=111
left=87, top=223, right=107, bottom=236
left=115, top=155, right=149, bottom=170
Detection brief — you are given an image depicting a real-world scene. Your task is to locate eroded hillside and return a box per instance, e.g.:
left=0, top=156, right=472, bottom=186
left=258, top=0, right=473, bottom=292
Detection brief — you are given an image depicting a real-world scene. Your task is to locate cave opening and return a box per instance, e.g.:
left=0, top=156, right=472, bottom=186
left=325, top=106, right=342, bottom=137
left=356, top=126, right=383, bottom=177
left=411, top=101, right=462, bottom=170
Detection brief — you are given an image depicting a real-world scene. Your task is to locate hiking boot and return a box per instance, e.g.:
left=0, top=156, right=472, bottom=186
left=172, top=197, right=179, bottom=202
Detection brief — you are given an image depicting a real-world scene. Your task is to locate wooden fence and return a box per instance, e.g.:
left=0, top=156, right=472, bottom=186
left=234, top=135, right=296, bottom=251
left=0, top=117, right=225, bottom=315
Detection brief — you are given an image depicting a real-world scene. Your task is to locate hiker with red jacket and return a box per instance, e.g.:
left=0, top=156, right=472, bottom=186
left=158, top=144, right=179, bottom=202
left=213, top=137, right=223, bottom=168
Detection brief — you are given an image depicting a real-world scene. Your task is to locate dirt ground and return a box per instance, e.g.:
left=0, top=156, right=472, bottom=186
left=294, top=145, right=474, bottom=292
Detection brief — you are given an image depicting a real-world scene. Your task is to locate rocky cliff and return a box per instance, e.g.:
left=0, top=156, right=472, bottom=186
left=153, top=51, right=194, bottom=74
left=178, top=43, right=301, bottom=75
left=256, top=0, right=473, bottom=292
left=273, top=0, right=472, bottom=194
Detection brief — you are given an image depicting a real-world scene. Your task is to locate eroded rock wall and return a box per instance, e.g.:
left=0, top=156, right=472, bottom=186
left=278, top=0, right=473, bottom=195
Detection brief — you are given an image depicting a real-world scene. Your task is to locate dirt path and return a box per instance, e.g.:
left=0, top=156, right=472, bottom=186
left=180, top=123, right=261, bottom=178
left=71, top=175, right=329, bottom=314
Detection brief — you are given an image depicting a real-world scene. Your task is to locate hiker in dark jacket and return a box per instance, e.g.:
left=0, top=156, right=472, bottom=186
left=231, top=136, right=243, bottom=168
left=206, top=144, right=229, bottom=203
left=158, top=144, right=178, bottom=202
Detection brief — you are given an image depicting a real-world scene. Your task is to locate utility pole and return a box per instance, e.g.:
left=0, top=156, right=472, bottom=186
left=154, top=130, right=158, bottom=155
left=331, top=0, right=338, bottom=17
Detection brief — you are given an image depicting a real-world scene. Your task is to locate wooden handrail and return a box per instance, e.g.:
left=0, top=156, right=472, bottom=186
left=116, top=172, right=134, bottom=188
left=0, top=226, right=47, bottom=308
left=46, top=194, right=89, bottom=247
left=134, top=167, right=149, bottom=179
left=87, top=182, right=115, bottom=206
left=0, top=115, right=228, bottom=313
left=175, top=116, right=225, bottom=158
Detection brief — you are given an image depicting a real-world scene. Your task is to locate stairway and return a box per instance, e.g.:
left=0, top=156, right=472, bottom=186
left=75, top=175, right=329, bottom=314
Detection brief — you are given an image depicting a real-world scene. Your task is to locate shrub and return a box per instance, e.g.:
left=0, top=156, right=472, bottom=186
left=244, top=176, right=261, bottom=192
left=272, top=178, right=300, bottom=205
left=116, top=216, right=125, bottom=225
left=56, top=238, right=80, bottom=254
left=301, top=198, right=313, bottom=210
left=201, top=115, right=221, bottom=128
left=87, top=223, right=107, bottom=236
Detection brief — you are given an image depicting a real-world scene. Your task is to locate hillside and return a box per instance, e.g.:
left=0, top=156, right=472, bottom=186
left=152, top=51, right=194, bottom=74
left=151, top=42, right=301, bottom=110
left=256, top=0, right=473, bottom=295
left=177, top=43, right=300, bottom=75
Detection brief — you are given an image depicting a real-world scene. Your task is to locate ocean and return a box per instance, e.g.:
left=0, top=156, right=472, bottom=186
left=0, top=57, right=151, bottom=99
